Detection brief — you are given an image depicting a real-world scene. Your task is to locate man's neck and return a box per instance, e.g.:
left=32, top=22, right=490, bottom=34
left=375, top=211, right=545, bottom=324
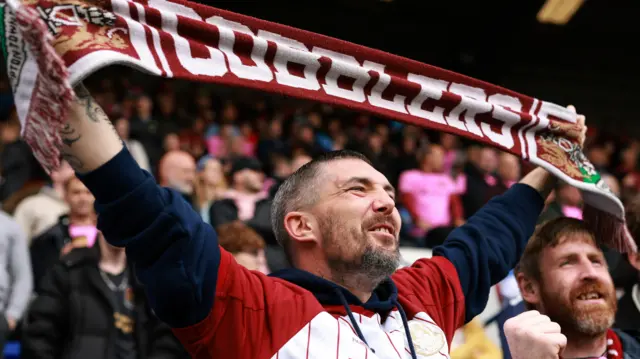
left=420, top=166, right=433, bottom=173
left=562, top=332, right=608, bottom=359
left=138, top=112, right=151, bottom=121
left=98, top=239, right=127, bottom=275
left=69, top=214, right=95, bottom=226
left=307, top=262, right=375, bottom=303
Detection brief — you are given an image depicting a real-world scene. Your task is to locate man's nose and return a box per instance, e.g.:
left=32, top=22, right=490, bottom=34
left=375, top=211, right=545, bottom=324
left=578, top=261, right=600, bottom=280
left=372, top=193, right=395, bottom=215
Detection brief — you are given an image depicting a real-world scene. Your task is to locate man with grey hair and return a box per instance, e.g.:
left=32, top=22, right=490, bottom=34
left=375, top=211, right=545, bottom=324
left=44, top=83, right=585, bottom=358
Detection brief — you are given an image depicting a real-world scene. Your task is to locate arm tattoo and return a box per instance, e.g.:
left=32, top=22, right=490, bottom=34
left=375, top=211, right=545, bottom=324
left=60, top=123, right=81, bottom=147
left=73, top=83, right=108, bottom=123
left=61, top=151, right=85, bottom=172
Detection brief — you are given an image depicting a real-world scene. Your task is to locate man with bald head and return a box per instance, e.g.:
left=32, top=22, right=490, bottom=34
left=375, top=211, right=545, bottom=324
left=498, top=153, right=521, bottom=187
left=487, top=153, right=523, bottom=200
left=159, top=150, right=197, bottom=203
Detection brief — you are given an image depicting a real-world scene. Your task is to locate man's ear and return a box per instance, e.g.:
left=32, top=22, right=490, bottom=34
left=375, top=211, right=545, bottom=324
left=283, top=211, right=318, bottom=245
left=628, top=253, right=640, bottom=271
left=516, top=272, right=541, bottom=307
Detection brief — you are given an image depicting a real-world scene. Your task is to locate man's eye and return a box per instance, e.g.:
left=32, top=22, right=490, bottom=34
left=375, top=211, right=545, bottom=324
left=349, top=186, right=366, bottom=192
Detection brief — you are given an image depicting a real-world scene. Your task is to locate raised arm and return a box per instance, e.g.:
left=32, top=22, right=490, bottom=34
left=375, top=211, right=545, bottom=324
left=432, top=169, right=552, bottom=322
left=57, top=84, right=124, bottom=173
left=57, top=84, right=220, bottom=328
left=432, top=107, right=586, bottom=323
left=55, top=86, right=314, bottom=358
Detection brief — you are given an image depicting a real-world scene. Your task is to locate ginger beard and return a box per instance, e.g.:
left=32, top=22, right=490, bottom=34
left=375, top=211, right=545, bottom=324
left=317, top=207, right=400, bottom=291
left=540, top=278, right=617, bottom=337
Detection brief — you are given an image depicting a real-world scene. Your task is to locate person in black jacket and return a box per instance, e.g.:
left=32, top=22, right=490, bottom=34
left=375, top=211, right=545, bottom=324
left=29, top=176, right=96, bottom=292
left=209, top=156, right=291, bottom=271
left=208, top=156, right=273, bottom=243
left=21, top=233, right=188, bottom=359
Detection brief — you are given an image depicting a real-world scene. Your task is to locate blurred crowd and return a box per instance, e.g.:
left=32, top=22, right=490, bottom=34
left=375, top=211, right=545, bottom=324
left=0, top=66, right=639, bottom=359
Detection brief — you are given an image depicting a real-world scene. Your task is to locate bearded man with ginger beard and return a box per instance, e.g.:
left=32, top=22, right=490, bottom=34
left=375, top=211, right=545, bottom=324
left=515, top=217, right=640, bottom=359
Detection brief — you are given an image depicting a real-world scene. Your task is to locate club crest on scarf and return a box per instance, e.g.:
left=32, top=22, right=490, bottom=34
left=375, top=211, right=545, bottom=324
left=537, top=121, right=611, bottom=193
left=22, top=0, right=128, bottom=57
left=408, top=320, right=446, bottom=357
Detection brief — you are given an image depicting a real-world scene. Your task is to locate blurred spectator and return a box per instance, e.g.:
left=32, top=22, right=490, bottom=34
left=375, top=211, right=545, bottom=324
left=487, top=153, right=522, bottom=199
left=129, top=95, right=173, bottom=176
left=461, top=146, right=498, bottom=218
left=178, top=117, right=208, bottom=159
left=360, top=131, right=395, bottom=182
left=0, top=114, right=36, bottom=203
left=618, top=144, right=640, bottom=201
left=266, top=154, right=293, bottom=198
left=256, top=119, right=287, bottom=169
left=615, top=144, right=639, bottom=180
left=22, top=233, right=186, bottom=359
left=290, top=153, right=312, bottom=173
left=399, top=144, right=465, bottom=247
left=538, top=181, right=583, bottom=223
left=615, top=196, right=640, bottom=331
left=114, top=118, right=151, bottom=172
left=209, top=157, right=273, bottom=244
left=30, top=176, right=96, bottom=292
left=238, top=122, right=258, bottom=154
left=586, top=143, right=610, bottom=173
left=193, top=156, right=227, bottom=224
left=440, top=133, right=464, bottom=175
left=216, top=221, right=267, bottom=273
left=162, top=133, right=181, bottom=153
left=12, top=160, right=74, bottom=244
left=219, top=100, right=238, bottom=123
left=158, top=150, right=196, bottom=205
left=289, top=121, right=323, bottom=158
left=450, top=318, right=502, bottom=359
left=156, top=91, right=187, bottom=129
left=0, top=210, right=32, bottom=357
left=602, top=173, right=621, bottom=198
left=497, top=153, right=521, bottom=189
left=206, top=123, right=242, bottom=158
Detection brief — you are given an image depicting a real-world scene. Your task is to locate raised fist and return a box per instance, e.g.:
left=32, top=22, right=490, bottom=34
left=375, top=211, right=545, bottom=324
left=504, top=310, right=566, bottom=359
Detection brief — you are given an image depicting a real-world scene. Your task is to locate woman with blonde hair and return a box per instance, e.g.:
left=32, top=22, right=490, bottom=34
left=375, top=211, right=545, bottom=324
left=193, top=155, right=227, bottom=224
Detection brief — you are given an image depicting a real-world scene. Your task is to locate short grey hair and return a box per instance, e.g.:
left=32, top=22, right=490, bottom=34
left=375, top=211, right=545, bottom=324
left=271, top=150, right=372, bottom=262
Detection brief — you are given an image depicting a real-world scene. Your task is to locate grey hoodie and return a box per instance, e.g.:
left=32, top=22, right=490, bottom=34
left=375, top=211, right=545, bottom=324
left=0, top=210, right=33, bottom=321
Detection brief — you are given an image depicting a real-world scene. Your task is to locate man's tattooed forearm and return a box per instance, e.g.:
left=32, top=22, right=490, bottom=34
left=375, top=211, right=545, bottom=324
left=73, top=83, right=108, bottom=123
left=61, top=151, right=85, bottom=172
left=60, top=123, right=81, bottom=146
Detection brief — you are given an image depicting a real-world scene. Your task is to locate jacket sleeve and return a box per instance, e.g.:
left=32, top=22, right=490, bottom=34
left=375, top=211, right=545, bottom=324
left=29, top=229, right=62, bottom=294
left=433, top=183, right=545, bottom=322
left=77, top=148, right=220, bottom=328
left=21, top=264, right=70, bottom=359
left=5, top=221, right=33, bottom=321
left=77, top=148, right=318, bottom=358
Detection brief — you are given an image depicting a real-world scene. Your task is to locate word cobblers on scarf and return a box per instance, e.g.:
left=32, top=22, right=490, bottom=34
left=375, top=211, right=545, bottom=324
left=0, top=0, right=636, bottom=253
